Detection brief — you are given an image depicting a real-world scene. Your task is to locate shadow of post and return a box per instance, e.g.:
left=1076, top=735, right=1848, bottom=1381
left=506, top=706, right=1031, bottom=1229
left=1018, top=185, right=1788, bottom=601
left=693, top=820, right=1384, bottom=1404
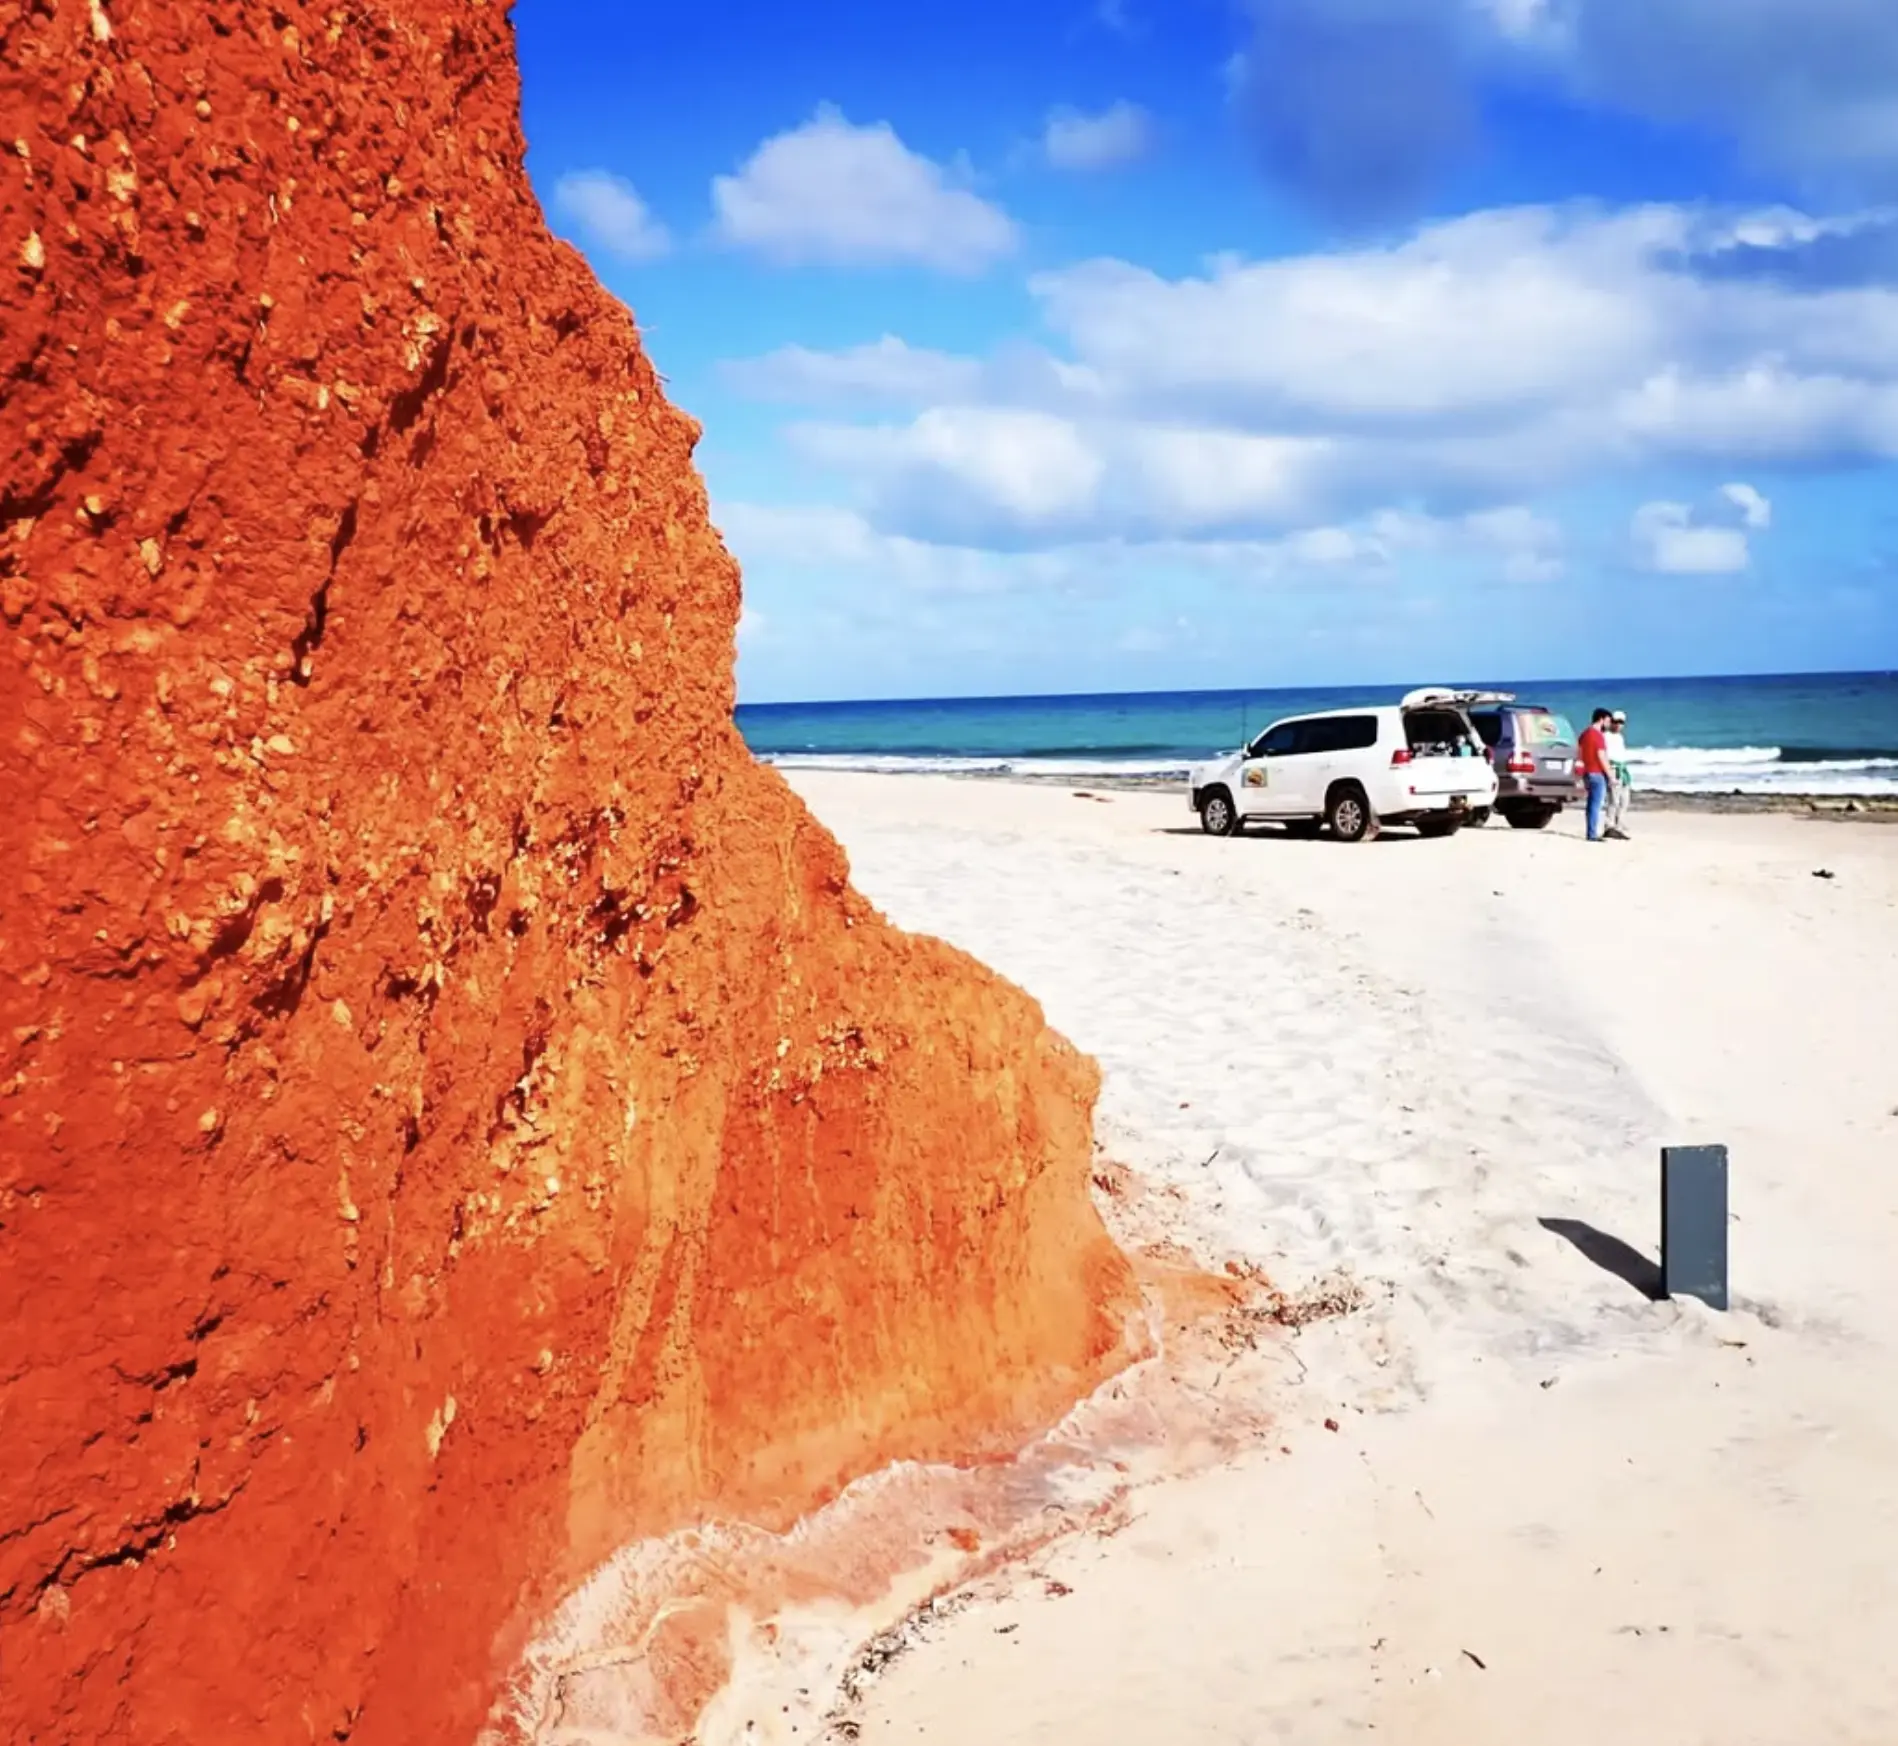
left=1538, top=1216, right=1663, bottom=1301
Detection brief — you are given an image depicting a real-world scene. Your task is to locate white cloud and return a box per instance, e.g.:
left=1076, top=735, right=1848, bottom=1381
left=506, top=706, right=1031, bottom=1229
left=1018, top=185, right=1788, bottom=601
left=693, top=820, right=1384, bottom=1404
left=551, top=171, right=671, bottom=262
left=1044, top=102, right=1154, bottom=172
left=788, top=407, right=1310, bottom=540
left=1720, top=481, right=1773, bottom=529
left=1126, top=428, right=1325, bottom=529
left=1027, top=206, right=1684, bottom=427
left=1460, top=505, right=1568, bottom=580
left=1631, top=502, right=1750, bottom=574
left=794, top=408, right=1107, bottom=534
left=726, top=337, right=1107, bottom=411
left=1631, top=483, right=1772, bottom=574
left=717, top=500, right=1563, bottom=595
left=1265, top=505, right=1565, bottom=581
left=716, top=503, right=1073, bottom=596
left=1612, top=365, right=1898, bottom=460
left=711, top=106, right=1016, bottom=273
left=753, top=200, right=1898, bottom=549
left=722, top=337, right=984, bottom=404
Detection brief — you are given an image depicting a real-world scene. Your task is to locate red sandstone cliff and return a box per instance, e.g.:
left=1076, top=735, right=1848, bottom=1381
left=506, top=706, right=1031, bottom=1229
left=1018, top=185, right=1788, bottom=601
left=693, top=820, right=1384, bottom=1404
left=0, top=4, right=1134, bottom=1741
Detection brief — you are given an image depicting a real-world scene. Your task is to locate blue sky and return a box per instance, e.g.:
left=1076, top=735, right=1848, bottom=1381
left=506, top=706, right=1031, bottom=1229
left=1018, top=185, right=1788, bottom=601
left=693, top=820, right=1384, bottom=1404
left=517, top=0, right=1898, bottom=702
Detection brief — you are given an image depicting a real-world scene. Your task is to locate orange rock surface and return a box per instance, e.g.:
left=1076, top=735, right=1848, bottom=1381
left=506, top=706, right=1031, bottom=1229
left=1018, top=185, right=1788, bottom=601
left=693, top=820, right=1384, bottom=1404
left=0, top=4, right=1135, bottom=1741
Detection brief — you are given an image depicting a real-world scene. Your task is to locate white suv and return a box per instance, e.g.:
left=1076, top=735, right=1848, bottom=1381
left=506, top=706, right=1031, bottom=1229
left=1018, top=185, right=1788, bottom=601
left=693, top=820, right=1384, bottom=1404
left=1189, top=690, right=1502, bottom=842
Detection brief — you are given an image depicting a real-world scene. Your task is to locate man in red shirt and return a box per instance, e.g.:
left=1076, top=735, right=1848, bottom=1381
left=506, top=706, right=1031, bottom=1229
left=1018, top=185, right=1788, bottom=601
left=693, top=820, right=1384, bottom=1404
left=1578, top=708, right=1614, bottom=841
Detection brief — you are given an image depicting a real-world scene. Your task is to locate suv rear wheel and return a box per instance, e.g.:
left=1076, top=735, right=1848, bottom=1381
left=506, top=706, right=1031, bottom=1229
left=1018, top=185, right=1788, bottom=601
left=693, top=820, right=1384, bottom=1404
left=1199, top=787, right=1239, bottom=837
left=1502, top=803, right=1554, bottom=830
left=1326, top=783, right=1374, bottom=843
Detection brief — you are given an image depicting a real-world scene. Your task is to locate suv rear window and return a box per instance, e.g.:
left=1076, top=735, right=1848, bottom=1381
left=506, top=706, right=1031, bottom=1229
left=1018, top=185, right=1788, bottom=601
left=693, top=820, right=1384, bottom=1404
left=1516, top=710, right=1575, bottom=746
left=1404, top=708, right=1478, bottom=755
left=1468, top=710, right=1503, bottom=748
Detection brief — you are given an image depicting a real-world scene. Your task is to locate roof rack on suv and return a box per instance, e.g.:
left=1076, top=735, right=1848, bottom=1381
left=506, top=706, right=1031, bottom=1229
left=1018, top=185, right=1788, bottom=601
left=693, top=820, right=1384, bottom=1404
left=1399, top=687, right=1517, bottom=710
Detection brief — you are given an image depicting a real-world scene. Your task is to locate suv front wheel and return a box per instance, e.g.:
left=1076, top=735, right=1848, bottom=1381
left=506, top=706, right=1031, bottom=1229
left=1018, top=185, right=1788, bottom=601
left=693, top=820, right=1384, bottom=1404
left=1199, top=787, right=1240, bottom=837
left=1326, top=783, right=1375, bottom=843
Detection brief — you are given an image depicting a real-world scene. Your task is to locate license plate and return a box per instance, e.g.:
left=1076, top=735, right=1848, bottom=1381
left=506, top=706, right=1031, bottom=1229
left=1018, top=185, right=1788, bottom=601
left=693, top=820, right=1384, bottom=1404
left=1542, top=758, right=1568, bottom=773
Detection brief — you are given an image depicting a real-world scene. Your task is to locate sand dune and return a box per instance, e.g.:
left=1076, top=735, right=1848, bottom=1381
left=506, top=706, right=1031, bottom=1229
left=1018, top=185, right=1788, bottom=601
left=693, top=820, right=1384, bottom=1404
left=781, top=773, right=1898, bottom=1746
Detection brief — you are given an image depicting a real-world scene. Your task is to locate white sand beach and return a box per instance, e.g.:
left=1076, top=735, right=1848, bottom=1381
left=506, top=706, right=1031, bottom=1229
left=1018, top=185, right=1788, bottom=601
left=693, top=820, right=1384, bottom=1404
left=777, top=773, right=1898, bottom=1746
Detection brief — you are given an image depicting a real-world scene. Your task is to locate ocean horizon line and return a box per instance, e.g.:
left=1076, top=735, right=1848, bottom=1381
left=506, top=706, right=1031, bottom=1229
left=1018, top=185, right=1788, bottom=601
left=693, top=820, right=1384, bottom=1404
left=735, top=666, right=1898, bottom=715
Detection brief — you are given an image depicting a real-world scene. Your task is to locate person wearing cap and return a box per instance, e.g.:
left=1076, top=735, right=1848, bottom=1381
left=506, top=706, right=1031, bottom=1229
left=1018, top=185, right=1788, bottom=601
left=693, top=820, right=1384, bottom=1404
left=1603, top=709, right=1632, bottom=840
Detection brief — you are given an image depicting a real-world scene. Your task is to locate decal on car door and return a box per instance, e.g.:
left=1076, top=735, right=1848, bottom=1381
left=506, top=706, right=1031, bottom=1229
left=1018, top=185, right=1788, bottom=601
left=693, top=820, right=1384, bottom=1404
left=1244, top=767, right=1267, bottom=787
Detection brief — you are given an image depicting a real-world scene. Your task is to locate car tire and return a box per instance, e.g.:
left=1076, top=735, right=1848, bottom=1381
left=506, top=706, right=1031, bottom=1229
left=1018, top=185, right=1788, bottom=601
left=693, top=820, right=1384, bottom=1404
left=1503, top=804, right=1554, bottom=830
left=1326, top=783, right=1374, bottom=843
left=1468, top=806, right=1492, bottom=827
left=1199, top=787, right=1240, bottom=837
left=1415, top=815, right=1462, bottom=838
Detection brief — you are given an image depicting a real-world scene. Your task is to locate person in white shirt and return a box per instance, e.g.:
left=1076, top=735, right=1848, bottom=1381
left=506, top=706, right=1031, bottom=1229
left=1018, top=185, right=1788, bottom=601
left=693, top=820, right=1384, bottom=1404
left=1603, top=709, right=1632, bottom=839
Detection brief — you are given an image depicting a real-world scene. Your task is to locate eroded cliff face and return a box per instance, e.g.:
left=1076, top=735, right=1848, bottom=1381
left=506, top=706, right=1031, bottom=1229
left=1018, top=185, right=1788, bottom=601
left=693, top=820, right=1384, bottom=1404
left=0, top=4, right=1134, bottom=1741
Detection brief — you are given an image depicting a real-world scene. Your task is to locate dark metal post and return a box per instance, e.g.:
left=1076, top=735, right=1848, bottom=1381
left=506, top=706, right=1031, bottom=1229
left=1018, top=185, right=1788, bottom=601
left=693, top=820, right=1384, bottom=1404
left=1660, top=1145, right=1728, bottom=1310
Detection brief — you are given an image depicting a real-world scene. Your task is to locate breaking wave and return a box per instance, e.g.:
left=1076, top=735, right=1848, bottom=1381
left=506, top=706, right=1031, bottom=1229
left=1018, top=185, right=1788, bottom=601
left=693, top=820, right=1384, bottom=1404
left=1623, top=745, right=1898, bottom=794
left=762, top=745, right=1898, bottom=795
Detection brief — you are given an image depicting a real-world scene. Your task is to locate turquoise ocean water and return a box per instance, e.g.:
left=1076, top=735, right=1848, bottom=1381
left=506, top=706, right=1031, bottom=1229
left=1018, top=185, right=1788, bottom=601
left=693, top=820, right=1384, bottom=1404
left=737, top=672, right=1898, bottom=796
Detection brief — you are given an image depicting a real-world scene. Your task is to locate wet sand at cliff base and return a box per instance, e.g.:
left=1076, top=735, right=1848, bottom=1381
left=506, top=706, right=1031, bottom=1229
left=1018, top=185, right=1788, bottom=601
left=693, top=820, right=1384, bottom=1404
left=775, top=774, right=1898, bottom=1746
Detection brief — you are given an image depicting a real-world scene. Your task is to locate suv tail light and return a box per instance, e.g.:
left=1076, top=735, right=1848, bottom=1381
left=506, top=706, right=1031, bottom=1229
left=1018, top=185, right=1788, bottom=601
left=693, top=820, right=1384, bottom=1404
left=1507, top=752, right=1536, bottom=774
left=1390, top=747, right=1412, bottom=768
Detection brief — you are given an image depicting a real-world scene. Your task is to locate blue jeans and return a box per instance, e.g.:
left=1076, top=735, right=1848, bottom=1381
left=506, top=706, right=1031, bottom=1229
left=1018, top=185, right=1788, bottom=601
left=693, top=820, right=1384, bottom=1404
left=1586, top=772, right=1609, bottom=839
